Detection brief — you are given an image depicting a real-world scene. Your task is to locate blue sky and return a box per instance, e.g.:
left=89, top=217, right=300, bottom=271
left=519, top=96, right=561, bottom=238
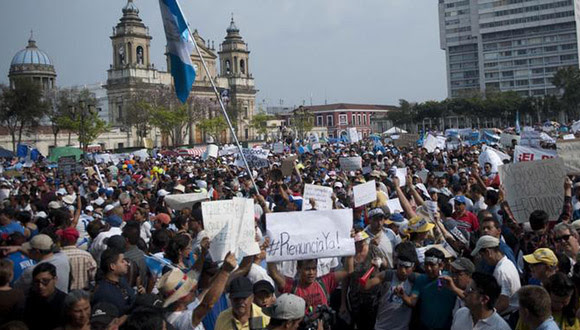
left=0, top=0, right=447, bottom=108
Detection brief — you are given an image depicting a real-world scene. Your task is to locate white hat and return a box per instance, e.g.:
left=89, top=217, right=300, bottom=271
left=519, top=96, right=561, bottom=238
left=56, top=188, right=67, bottom=196
left=62, top=195, right=75, bottom=205
left=471, top=235, right=500, bottom=256
left=157, top=268, right=197, bottom=307
left=48, top=201, right=62, bottom=209
left=85, top=205, right=94, bottom=212
left=173, top=184, right=185, bottom=193
left=334, top=182, right=343, bottom=188
left=264, top=294, right=306, bottom=320
left=93, top=197, right=105, bottom=206
left=103, top=204, right=115, bottom=213
left=157, top=189, right=170, bottom=197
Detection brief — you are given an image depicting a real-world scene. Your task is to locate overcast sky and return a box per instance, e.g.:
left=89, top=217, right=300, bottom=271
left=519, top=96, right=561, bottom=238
left=0, top=0, right=447, bottom=108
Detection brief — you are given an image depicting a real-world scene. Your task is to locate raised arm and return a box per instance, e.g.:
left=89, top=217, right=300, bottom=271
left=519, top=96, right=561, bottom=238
left=267, top=262, right=287, bottom=290
left=393, top=177, right=417, bottom=218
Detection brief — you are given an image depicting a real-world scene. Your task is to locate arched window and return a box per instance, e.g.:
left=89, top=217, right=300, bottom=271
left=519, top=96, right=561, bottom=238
left=118, top=45, right=125, bottom=65
left=136, top=46, right=144, bottom=65
left=240, top=59, right=246, bottom=74
left=225, top=60, right=231, bottom=74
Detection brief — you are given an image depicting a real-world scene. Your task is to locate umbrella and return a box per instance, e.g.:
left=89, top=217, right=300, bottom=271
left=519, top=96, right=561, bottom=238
left=0, top=147, right=14, bottom=158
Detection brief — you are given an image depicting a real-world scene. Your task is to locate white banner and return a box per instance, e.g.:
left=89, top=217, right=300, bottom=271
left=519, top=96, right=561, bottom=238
left=499, top=158, right=566, bottom=223
left=353, top=180, right=377, bottom=207
left=520, top=130, right=540, bottom=147
left=234, top=148, right=270, bottom=169
left=557, top=139, right=580, bottom=174
left=514, top=145, right=557, bottom=163
left=265, top=209, right=356, bottom=262
left=340, top=157, right=362, bottom=172
left=500, top=133, right=520, bottom=147
left=164, top=193, right=208, bottom=211
left=302, top=184, right=333, bottom=211
left=272, top=142, right=284, bottom=154
left=202, top=198, right=260, bottom=261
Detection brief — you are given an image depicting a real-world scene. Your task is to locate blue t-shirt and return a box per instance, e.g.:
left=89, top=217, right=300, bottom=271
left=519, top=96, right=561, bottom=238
left=7, top=251, right=35, bottom=286
left=412, top=273, right=457, bottom=329
left=0, top=221, right=25, bottom=236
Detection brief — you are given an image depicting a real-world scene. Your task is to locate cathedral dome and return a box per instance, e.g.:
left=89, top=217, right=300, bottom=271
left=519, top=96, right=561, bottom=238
left=10, top=37, right=53, bottom=67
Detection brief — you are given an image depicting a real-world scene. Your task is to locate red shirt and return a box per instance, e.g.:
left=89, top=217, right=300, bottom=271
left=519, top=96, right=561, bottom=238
left=282, top=272, right=338, bottom=310
left=453, top=210, right=479, bottom=232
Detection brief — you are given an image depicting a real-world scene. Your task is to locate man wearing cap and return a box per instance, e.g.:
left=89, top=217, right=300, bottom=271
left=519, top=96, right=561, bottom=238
left=58, top=227, right=96, bottom=290
left=215, top=276, right=270, bottom=330
left=440, top=257, right=476, bottom=313
left=253, top=280, right=276, bottom=309
left=478, top=216, right=517, bottom=275
left=158, top=252, right=237, bottom=330
left=472, top=235, right=520, bottom=319
left=523, top=248, right=558, bottom=285
left=15, top=234, right=71, bottom=294
left=264, top=294, right=305, bottom=330
left=452, top=195, right=479, bottom=233
left=451, top=272, right=511, bottom=330
left=384, top=213, right=407, bottom=248
left=364, top=207, right=393, bottom=268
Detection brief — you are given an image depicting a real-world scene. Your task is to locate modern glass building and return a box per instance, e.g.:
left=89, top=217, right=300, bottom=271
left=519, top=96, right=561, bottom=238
left=439, top=0, right=580, bottom=98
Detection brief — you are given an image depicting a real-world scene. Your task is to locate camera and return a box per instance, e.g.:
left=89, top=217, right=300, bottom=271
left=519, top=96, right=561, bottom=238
left=299, top=305, right=336, bottom=330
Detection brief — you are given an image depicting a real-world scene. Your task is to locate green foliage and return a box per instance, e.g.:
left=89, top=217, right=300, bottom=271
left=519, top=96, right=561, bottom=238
left=60, top=88, right=109, bottom=150
left=292, top=106, right=314, bottom=140
left=197, top=116, right=227, bottom=143
left=250, top=112, right=274, bottom=136
left=552, top=66, right=580, bottom=118
left=150, top=104, right=189, bottom=146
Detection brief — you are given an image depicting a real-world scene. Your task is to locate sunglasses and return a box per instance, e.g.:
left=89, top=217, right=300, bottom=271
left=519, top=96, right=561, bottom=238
left=555, top=234, right=571, bottom=243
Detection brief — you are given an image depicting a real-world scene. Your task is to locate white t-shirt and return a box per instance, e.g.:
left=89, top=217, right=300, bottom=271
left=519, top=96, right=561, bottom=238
left=493, top=256, right=521, bottom=316
left=166, top=299, right=205, bottom=330
left=451, top=307, right=510, bottom=330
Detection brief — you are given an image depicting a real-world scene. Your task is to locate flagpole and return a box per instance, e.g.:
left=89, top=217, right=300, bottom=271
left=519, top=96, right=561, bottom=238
left=174, top=1, right=259, bottom=193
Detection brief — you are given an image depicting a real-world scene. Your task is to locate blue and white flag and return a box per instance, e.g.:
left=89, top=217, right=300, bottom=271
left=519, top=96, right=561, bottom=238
left=515, top=110, right=521, bottom=134
left=158, top=0, right=196, bottom=103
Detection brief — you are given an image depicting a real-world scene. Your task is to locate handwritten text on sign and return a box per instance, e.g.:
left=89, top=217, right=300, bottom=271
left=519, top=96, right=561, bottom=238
left=557, top=139, right=580, bottom=174
left=265, top=209, right=355, bottom=262
left=499, top=158, right=566, bottom=223
left=339, top=157, right=362, bottom=172
left=353, top=180, right=377, bottom=207
left=202, top=198, right=259, bottom=261
left=514, top=145, right=556, bottom=163
left=234, top=148, right=270, bottom=169
left=302, top=184, right=333, bottom=210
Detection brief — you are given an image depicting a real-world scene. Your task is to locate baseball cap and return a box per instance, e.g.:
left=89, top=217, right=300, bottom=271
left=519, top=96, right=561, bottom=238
left=56, top=188, right=67, bottom=196
left=157, top=268, right=197, bottom=307
left=407, top=216, right=435, bottom=233
left=90, top=302, right=119, bottom=327
left=103, top=204, right=115, bottom=213
left=62, top=195, right=75, bottom=205
left=105, top=214, right=123, bottom=227
left=157, top=189, right=170, bottom=197
left=450, top=257, right=475, bottom=274
left=229, top=276, right=253, bottom=299
left=22, top=234, right=54, bottom=252
left=253, top=280, right=275, bottom=295
left=333, top=182, right=343, bottom=188
left=369, top=208, right=385, bottom=219
left=386, top=213, right=404, bottom=225
left=571, top=220, right=580, bottom=233
left=85, top=205, right=94, bottom=212
left=264, top=294, right=306, bottom=320
left=454, top=195, right=467, bottom=204
left=471, top=235, right=500, bottom=256
left=173, top=184, right=185, bottom=193
left=523, top=248, right=558, bottom=267
left=154, top=213, right=171, bottom=225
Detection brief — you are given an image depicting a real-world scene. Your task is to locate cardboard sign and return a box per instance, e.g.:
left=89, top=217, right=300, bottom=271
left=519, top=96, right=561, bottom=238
left=165, top=193, right=209, bottom=211
left=302, top=184, right=333, bottom=211
left=203, top=144, right=218, bottom=160
left=58, top=156, right=79, bottom=178
left=202, top=198, right=260, bottom=261
left=273, top=143, right=284, bottom=154
left=514, top=145, right=557, bottom=163
left=500, top=133, right=520, bottom=147
left=265, top=209, right=356, bottom=262
left=234, top=148, right=270, bottom=169
left=557, top=139, right=580, bottom=174
left=499, top=158, right=566, bottom=223
left=393, top=134, right=419, bottom=148
left=520, top=130, right=540, bottom=147
left=281, top=156, right=297, bottom=176
left=339, top=157, right=362, bottom=172
left=353, top=180, right=377, bottom=207
left=386, top=198, right=403, bottom=213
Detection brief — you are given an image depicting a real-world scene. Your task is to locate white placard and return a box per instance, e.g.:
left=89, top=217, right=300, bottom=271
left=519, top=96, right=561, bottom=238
left=273, top=143, right=284, bottom=154
left=203, top=144, right=218, bottom=160
left=339, top=157, right=362, bottom=171
left=396, top=168, right=407, bottom=187
left=234, top=148, right=270, bottom=169
left=514, top=145, right=557, bottom=163
left=557, top=139, right=580, bottom=174
left=499, top=158, right=566, bottom=223
left=302, top=184, right=333, bottom=211
left=520, top=130, right=540, bottom=147
left=423, top=134, right=438, bottom=153
left=202, top=198, right=258, bottom=261
left=353, top=180, right=377, bottom=207
left=386, top=198, right=403, bottom=213
left=265, top=209, right=356, bottom=262
left=164, top=193, right=209, bottom=211
left=347, top=127, right=359, bottom=143
left=563, top=134, right=575, bottom=140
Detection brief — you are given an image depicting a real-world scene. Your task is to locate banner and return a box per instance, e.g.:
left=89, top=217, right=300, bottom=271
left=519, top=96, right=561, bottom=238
left=234, top=148, right=270, bottom=169
left=500, top=133, right=520, bottom=147
left=302, top=184, right=333, bottom=211
left=202, top=198, right=260, bottom=261
left=520, top=130, right=540, bottom=147
left=514, top=145, right=557, bottom=163
left=393, top=133, right=419, bottom=148
left=557, top=139, right=580, bottom=174
left=165, top=193, right=208, bottom=211
left=272, top=142, right=284, bottom=154
left=265, top=209, right=356, bottom=262
left=353, top=180, right=377, bottom=207
left=499, top=158, right=566, bottom=223
left=340, top=157, right=362, bottom=172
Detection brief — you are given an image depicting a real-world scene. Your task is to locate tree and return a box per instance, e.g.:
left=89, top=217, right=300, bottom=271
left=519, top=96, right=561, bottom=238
left=150, top=105, right=189, bottom=147
left=62, top=89, right=109, bottom=151
left=0, top=80, right=48, bottom=152
left=552, top=66, right=580, bottom=119
left=45, top=88, right=77, bottom=146
left=250, top=112, right=274, bottom=138
left=197, top=116, right=227, bottom=143
left=125, top=92, right=155, bottom=141
left=292, top=106, right=314, bottom=140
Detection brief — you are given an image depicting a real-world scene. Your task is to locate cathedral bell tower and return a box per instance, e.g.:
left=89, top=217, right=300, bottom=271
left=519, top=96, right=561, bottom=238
left=218, top=16, right=250, bottom=78
left=110, top=0, right=151, bottom=69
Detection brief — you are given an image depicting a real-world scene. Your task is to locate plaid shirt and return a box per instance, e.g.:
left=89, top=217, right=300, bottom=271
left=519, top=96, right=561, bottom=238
left=61, top=246, right=97, bottom=290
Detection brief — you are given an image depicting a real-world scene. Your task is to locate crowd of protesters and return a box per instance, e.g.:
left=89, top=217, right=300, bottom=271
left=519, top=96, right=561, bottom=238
left=0, top=128, right=578, bottom=330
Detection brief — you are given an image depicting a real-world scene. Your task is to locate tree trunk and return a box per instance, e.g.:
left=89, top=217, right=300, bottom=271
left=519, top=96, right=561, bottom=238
left=53, top=133, right=58, bottom=147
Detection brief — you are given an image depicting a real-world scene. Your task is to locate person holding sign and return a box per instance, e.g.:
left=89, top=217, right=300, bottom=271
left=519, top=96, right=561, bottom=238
left=363, top=208, right=393, bottom=269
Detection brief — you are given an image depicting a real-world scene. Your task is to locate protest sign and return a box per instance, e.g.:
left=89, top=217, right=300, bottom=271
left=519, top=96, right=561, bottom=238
left=563, top=134, right=575, bottom=140
left=302, top=184, right=333, bottom=211
left=396, top=168, right=407, bottom=187
left=273, top=142, right=284, bottom=154
left=353, top=180, right=377, bottom=207
left=218, top=146, right=238, bottom=156
left=482, top=145, right=510, bottom=162
left=514, top=145, right=557, bottom=163
left=393, top=134, right=419, bottom=148
left=436, top=136, right=447, bottom=150
left=234, top=148, right=270, bottom=169
left=265, top=209, right=355, bottom=262
left=416, top=169, right=429, bottom=183
left=203, top=144, right=218, bottom=160
left=386, top=198, right=403, bottom=213
left=520, top=130, right=540, bottom=147
left=202, top=198, right=259, bottom=261
left=281, top=156, right=297, bottom=176
left=339, top=157, right=362, bottom=172
left=499, top=158, right=566, bottom=223
left=423, top=134, right=438, bottom=153
left=347, top=127, right=359, bottom=143
left=500, top=133, right=520, bottom=147
left=165, top=193, right=208, bottom=211
left=557, top=139, right=580, bottom=174
left=58, top=156, right=79, bottom=178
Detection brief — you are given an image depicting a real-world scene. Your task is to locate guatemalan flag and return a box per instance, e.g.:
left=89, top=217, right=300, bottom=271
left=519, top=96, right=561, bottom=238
left=158, top=0, right=196, bottom=103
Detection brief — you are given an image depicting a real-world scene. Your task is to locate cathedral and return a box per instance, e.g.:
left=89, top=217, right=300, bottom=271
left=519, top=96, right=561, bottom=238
left=105, top=0, right=258, bottom=145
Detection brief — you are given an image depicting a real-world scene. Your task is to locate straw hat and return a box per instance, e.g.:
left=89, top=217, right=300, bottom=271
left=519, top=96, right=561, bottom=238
left=407, top=216, right=435, bottom=233
left=157, top=268, right=196, bottom=307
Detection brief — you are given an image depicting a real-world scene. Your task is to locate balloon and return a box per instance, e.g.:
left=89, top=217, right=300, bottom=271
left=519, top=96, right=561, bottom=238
left=130, top=160, right=135, bottom=165
left=122, top=164, right=127, bottom=169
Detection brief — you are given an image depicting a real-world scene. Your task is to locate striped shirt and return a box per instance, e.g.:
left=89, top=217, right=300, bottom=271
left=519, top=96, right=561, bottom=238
left=61, top=246, right=97, bottom=290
